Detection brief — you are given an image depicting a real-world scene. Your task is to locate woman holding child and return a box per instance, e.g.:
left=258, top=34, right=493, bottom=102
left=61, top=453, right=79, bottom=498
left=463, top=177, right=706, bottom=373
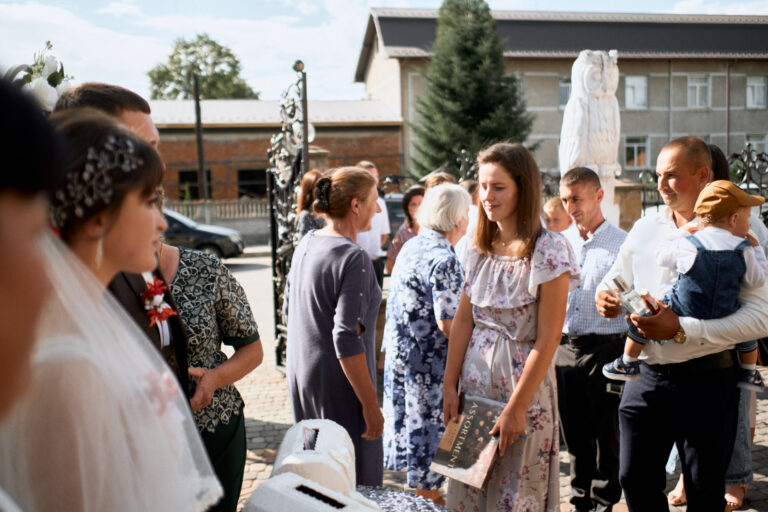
left=443, top=142, right=578, bottom=510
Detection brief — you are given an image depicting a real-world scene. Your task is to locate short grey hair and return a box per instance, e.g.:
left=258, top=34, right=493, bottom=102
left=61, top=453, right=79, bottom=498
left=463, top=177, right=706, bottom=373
left=416, top=183, right=471, bottom=232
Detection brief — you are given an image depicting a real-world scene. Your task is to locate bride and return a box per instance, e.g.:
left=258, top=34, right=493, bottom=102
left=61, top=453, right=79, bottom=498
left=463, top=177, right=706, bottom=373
left=0, top=108, right=222, bottom=511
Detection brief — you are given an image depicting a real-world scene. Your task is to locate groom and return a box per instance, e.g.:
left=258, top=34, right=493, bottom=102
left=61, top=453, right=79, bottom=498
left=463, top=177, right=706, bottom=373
left=54, top=83, right=191, bottom=397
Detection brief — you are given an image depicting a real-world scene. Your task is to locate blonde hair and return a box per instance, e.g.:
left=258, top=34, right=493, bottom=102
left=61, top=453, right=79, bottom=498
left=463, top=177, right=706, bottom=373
left=416, top=184, right=471, bottom=232
left=424, top=171, right=457, bottom=190
left=544, top=197, right=566, bottom=214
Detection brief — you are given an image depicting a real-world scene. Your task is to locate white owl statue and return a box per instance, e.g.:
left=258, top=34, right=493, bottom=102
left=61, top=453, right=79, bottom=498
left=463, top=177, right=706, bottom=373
left=559, top=49, right=621, bottom=226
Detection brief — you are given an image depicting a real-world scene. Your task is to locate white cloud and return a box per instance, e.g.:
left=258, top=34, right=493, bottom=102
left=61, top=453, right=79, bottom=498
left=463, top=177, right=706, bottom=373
left=97, top=1, right=141, bottom=17
left=0, top=3, right=167, bottom=100
left=4, top=0, right=762, bottom=105
left=671, top=0, right=768, bottom=14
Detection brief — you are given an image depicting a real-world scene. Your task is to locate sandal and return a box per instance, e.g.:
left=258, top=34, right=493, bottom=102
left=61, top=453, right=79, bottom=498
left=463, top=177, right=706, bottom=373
left=725, top=484, right=747, bottom=511
left=667, top=475, right=686, bottom=506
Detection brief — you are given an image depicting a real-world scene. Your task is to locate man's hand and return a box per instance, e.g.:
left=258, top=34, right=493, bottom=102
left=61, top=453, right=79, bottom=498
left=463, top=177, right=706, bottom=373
left=188, top=367, right=220, bottom=411
left=596, top=289, right=622, bottom=318
left=631, top=301, right=680, bottom=341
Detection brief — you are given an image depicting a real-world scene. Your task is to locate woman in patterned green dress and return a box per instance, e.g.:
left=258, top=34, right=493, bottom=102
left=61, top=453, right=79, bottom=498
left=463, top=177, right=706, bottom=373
left=160, top=243, right=263, bottom=512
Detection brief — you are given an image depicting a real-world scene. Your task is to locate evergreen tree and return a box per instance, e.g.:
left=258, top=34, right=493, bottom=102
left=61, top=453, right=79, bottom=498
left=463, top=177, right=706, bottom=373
left=412, top=0, right=534, bottom=177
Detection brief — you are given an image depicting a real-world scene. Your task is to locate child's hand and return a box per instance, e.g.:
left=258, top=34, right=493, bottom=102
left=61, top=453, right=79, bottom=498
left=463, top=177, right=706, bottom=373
left=746, top=233, right=759, bottom=247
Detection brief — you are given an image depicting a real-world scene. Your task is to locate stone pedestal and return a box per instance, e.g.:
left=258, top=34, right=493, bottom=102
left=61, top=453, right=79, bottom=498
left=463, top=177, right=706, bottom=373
left=614, top=178, right=644, bottom=232
left=308, top=145, right=330, bottom=171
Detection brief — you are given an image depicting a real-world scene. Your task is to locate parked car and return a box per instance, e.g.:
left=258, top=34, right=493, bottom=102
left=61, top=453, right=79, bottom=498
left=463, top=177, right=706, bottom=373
left=163, top=209, right=245, bottom=258
left=384, top=193, right=405, bottom=242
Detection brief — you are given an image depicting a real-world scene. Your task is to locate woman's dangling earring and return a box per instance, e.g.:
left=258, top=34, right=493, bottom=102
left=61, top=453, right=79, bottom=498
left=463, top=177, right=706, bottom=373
left=95, top=237, right=104, bottom=269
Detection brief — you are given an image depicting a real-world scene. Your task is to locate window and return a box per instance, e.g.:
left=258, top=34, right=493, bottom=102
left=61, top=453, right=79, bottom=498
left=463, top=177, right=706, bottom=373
left=178, top=169, right=211, bottom=200
left=625, top=137, right=649, bottom=168
left=558, top=77, right=571, bottom=108
left=687, top=74, right=709, bottom=108
left=747, top=76, right=767, bottom=109
left=625, top=76, right=648, bottom=109
left=746, top=134, right=767, bottom=154
left=238, top=169, right=267, bottom=198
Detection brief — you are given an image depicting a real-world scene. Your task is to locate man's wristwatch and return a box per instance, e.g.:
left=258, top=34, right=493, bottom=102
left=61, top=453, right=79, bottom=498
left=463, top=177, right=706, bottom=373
left=672, top=326, right=687, bottom=344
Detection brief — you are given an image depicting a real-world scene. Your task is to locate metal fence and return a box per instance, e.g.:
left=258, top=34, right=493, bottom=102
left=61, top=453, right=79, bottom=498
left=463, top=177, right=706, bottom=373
left=164, top=198, right=270, bottom=220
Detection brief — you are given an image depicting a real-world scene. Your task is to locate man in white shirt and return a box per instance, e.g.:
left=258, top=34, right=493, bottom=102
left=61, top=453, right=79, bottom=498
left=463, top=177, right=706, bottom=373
left=356, top=161, right=390, bottom=287
left=595, top=137, right=768, bottom=510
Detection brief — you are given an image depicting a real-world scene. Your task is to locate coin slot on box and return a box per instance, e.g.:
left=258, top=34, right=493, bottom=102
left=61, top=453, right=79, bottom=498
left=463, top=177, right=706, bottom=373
left=295, top=484, right=346, bottom=509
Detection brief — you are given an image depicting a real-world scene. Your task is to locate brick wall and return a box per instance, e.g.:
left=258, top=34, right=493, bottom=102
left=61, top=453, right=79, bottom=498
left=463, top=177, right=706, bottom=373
left=157, top=125, right=402, bottom=200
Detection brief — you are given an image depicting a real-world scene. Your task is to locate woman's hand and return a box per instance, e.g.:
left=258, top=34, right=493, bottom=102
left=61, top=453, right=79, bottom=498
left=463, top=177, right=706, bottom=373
left=443, top=385, right=460, bottom=426
left=188, top=367, right=221, bottom=411
left=361, top=403, right=384, bottom=440
left=490, top=403, right=527, bottom=457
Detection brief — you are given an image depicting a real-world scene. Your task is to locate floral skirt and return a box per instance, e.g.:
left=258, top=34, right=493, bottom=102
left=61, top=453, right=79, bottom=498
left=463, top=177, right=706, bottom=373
left=447, top=326, right=560, bottom=512
left=382, top=342, right=446, bottom=489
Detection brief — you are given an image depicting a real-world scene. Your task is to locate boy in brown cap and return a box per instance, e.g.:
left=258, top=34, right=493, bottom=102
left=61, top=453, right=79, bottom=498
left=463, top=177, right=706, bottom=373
left=604, top=180, right=767, bottom=389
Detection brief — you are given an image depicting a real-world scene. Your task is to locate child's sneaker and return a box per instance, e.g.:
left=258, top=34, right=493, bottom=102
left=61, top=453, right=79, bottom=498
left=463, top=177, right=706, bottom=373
left=737, top=369, right=765, bottom=392
left=602, top=357, right=641, bottom=381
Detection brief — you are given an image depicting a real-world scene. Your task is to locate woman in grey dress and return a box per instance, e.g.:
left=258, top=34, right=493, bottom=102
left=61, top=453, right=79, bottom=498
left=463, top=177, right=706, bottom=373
left=284, top=167, right=385, bottom=486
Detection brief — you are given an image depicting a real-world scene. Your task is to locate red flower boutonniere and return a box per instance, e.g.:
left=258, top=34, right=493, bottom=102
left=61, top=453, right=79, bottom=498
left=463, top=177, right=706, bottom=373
left=141, top=277, right=178, bottom=327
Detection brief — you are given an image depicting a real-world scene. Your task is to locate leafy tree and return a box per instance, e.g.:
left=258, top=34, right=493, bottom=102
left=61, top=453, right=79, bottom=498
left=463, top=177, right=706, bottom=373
left=412, top=0, right=534, bottom=177
left=148, top=34, right=259, bottom=100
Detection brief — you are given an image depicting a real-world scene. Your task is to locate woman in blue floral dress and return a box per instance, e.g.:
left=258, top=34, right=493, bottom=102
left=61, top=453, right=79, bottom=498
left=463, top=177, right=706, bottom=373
left=443, top=143, right=578, bottom=511
left=383, top=184, right=471, bottom=504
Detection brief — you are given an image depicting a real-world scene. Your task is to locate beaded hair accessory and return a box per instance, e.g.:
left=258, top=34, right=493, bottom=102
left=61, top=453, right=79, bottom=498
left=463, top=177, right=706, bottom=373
left=51, top=134, right=143, bottom=229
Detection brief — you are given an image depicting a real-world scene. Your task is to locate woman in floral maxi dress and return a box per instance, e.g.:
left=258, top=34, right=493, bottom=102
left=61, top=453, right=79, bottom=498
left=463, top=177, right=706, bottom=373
left=443, top=143, right=578, bottom=512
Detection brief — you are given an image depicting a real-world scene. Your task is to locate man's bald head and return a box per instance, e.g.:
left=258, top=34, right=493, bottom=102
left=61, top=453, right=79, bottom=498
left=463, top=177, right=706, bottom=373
left=661, top=136, right=712, bottom=178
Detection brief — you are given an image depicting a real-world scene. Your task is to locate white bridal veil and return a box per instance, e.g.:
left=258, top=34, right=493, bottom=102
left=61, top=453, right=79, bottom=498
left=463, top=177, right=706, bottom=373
left=0, top=234, right=222, bottom=511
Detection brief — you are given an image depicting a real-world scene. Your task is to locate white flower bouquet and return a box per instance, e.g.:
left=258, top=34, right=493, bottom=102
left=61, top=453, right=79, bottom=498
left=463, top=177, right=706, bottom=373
left=3, top=41, right=73, bottom=112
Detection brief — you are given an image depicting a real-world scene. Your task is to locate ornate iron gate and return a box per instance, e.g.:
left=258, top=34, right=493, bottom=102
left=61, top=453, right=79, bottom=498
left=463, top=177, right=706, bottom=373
left=267, top=63, right=309, bottom=367
left=730, top=142, right=768, bottom=222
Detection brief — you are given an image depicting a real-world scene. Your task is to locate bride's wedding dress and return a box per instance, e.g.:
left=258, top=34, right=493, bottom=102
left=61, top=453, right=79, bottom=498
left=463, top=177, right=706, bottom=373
left=0, top=235, right=222, bottom=511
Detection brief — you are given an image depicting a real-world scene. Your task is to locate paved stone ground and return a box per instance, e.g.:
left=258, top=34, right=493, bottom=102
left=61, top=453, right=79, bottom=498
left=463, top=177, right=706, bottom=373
left=227, top=253, right=768, bottom=511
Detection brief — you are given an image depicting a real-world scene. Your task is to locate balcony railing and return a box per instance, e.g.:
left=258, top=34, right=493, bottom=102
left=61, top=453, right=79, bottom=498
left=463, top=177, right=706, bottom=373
left=165, top=198, right=271, bottom=220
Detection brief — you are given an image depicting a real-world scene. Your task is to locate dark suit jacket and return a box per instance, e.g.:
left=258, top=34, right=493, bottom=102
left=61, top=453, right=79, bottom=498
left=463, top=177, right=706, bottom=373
left=108, top=268, right=191, bottom=397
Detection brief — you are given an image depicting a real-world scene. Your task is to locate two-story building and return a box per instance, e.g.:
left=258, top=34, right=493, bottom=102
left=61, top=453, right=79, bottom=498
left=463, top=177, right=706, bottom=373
left=354, top=8, right=768, bottom=177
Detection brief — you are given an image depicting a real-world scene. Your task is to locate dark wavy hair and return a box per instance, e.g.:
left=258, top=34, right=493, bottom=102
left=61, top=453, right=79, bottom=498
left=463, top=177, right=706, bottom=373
left=708, top=144, right=730, bottom=182
left=0, top=79, right=64, bottom=196
left=49, top=108, right=164, bottom=242
left=402, top=186, right=425, bottom=227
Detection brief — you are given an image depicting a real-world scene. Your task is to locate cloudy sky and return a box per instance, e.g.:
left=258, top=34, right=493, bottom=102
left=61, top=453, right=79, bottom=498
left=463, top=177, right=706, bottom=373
left=2, top=0, right=766, bottom=101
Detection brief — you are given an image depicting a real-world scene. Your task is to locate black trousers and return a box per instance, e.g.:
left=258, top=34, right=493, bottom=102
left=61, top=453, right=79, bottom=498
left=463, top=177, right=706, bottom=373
left=618, top=352, right=739, bottom=512
left=372, top=256, right=385, bottom=289
left=556, top=333, right=624, bottom=512
left=202, top=410, right=247, bottom=512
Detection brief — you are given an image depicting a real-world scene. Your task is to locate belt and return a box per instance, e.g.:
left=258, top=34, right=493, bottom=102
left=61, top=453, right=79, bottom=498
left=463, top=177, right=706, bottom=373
left=642, top=350, right=735, bottom=377
left=561, top=332, right=625, bottom=347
